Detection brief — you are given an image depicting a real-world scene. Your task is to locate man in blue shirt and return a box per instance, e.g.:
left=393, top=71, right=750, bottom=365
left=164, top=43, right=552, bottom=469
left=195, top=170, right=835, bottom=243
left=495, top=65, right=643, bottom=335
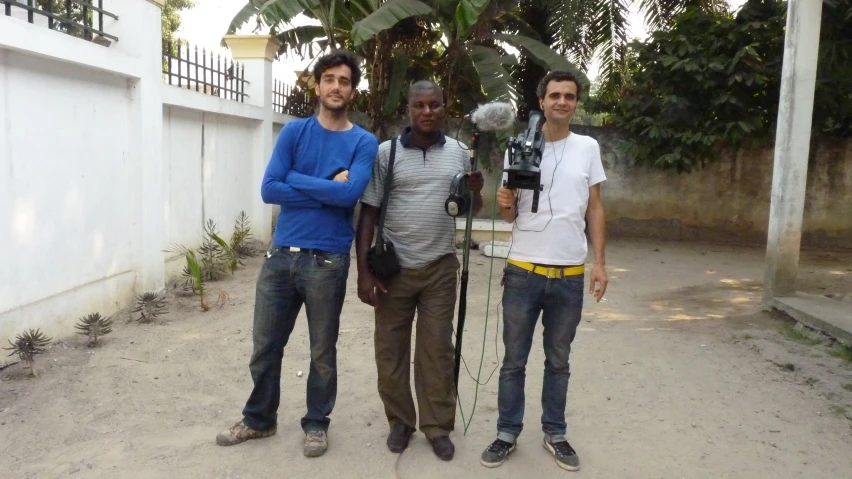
left=216, top=50, right=379, bottom=458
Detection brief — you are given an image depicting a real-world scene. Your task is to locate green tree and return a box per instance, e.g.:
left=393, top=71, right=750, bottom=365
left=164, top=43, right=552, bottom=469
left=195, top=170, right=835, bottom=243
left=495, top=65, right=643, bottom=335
left=587, top=0, right=852, bottom=172
left=162, top=0, right=197, bottom=46
left=227, top=0, right=587, bottom=140
left=527, top=0, right=727, bottom=99
left=813, top=0, right=852, bottom=136
left=35, top=0, right=93, bottom=38
left=587, top=0, right=786, bottom=172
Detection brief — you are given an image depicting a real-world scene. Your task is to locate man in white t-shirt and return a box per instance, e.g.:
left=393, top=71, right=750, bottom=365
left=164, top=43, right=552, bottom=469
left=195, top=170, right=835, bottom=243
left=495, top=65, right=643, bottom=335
left=480, top=70, right=608, bottom=472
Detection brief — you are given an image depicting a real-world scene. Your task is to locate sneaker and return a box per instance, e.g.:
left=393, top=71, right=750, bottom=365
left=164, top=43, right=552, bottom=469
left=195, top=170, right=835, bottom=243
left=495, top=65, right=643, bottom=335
left=215, top=421, right=276, bottom=446
left=480, top=439, right=516, bottom=468
left=543, top=437, right=580, bottom=471
left=386, top=423, right=415, bottom=453
left=303, top=430, right=328, bottom=457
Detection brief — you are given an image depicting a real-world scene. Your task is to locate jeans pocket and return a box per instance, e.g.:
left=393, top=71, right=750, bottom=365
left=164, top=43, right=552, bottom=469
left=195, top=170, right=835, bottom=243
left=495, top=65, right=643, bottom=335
left=563, top=274, right=585, bottom=291
left=503, top=265, right=531, bottom=288
left=312, top=252, right=348, bottom=271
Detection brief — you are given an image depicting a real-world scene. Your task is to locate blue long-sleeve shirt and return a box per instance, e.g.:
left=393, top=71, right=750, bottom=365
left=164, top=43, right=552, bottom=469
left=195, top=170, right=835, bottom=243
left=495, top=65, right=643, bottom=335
left=261, top=117, right=379, bottom=254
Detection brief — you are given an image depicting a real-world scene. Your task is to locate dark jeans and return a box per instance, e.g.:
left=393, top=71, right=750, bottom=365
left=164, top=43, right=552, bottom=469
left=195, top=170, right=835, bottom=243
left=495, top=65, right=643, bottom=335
left=496, top=263, right=584, bottom=444
left=241, top=246, right=350, bottom=433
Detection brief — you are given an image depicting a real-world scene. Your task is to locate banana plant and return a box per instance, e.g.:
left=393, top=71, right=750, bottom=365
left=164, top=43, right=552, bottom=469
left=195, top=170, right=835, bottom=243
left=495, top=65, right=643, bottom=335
left=226, top=0, right=436, bottom=136
left=349, top=0, right=589, bottom=112
left=226, top=0, right=587, bottom=139
left=226, top=0, right=375, bottom=57
left=343, top=0, right=588, bottom=147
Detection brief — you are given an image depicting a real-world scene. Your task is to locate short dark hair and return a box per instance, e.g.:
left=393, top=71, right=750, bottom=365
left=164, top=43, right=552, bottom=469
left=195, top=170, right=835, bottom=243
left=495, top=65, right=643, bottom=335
left=313, top=50, right=362, bottom=88
left=536, top=70, right=583, bottom=101
left=408, top=79, right=443, bottom=102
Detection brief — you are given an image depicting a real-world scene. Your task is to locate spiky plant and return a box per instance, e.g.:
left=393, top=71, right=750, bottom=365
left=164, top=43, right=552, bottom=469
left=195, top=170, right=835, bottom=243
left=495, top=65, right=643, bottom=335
left=3, top=328, right=52, bottom=377
left=74, top=313, right=113, bottom=347
left=197, top=219, right=228, bottom=281
left=231, top=211, right=257, bottom=258
left=132, top=292, right=168, bottom=323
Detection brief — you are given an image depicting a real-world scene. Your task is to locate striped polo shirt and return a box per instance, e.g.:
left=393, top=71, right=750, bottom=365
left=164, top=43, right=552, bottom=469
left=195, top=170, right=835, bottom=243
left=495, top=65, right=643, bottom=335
left=361, top=127, right=470, bottom=269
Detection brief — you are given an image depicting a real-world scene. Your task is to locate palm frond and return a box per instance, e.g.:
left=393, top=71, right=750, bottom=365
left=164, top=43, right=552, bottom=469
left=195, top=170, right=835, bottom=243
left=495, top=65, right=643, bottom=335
left=544, top=0, right=595, bottom=70
left=383, top=52, right=411, bottom=115
left=454, top=0, right=491, bottom=39
left=276, top=25, right=330, bottom=58
left=350, top=0, right=434, bottom=46
left=587, top=0, right=630, bottom=95
left=225, top=1, right=265, bottom=35
left=495, top=33, right=591, bottom=93
left=465, top=44, right=518, bottom=102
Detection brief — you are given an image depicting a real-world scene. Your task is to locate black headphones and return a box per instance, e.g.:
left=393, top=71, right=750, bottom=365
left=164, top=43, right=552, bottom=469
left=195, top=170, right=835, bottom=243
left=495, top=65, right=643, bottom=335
left=445, top=172, right=472, bottom=217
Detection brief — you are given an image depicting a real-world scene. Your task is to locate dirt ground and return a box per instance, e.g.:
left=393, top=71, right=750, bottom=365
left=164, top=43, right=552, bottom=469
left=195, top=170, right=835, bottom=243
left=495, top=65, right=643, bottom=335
left=1, top=238, right=851, bottom=479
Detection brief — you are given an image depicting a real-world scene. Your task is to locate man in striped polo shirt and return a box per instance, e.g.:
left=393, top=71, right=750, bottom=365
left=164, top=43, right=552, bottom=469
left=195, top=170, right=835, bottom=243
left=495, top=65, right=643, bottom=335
left=355, top=80, right=484, bottom=461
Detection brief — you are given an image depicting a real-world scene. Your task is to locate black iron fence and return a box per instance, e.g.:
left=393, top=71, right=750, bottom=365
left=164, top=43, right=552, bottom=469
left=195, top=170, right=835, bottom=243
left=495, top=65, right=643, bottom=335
left=273, top=80, right=313, bottom=118
left=162, top=40, right=248, bottom=103
left=2, top=0, right=118, bottom=44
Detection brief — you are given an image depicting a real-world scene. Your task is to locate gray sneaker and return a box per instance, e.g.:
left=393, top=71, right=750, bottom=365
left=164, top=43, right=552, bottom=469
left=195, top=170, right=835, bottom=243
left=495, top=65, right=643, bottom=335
left=480, top=439, right=516, bottom=468
left=303, top=430, right=328, bottom=457
left=543, top=437, right=580, bottom=471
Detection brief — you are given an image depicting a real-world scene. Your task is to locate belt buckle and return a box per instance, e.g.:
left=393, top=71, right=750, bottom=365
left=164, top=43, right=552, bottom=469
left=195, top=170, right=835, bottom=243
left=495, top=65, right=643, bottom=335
left=546, top=267, right=557, bottom=279
left=289, top=246, right=300, bottom=252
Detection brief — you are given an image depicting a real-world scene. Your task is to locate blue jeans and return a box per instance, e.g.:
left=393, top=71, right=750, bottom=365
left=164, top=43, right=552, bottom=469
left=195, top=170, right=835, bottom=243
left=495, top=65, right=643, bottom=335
left=241, top=246, right=350, bottom=433
left=496, top=263, right=584, bottom=444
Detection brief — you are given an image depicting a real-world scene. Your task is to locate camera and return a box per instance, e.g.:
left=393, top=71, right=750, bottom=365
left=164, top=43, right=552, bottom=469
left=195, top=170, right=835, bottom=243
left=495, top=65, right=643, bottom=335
left=504, top=110, right=545, bottom=213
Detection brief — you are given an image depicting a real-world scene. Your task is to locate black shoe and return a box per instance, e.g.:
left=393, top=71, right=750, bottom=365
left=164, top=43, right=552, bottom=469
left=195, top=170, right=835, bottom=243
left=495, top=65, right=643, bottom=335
left=386, top=423, right=415, bottom=453
left=429, top=435, right=455, bottom=461
left=543, top=437, right=580, bottom=471
left=480, top=439, right=516, bottom=468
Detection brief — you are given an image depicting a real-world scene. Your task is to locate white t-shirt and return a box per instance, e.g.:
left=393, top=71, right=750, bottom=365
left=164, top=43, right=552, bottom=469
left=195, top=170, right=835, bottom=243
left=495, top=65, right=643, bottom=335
left=502, top=132, right=606, bottom=265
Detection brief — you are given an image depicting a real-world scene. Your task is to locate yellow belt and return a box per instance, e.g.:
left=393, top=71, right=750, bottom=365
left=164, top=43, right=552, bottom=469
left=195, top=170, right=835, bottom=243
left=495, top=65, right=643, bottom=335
left=507, top=259, right=585, bottom=278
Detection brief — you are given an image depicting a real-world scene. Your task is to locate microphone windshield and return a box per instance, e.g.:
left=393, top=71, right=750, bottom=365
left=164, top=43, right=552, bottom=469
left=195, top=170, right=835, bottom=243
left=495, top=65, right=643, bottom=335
left=469, top=102, right=516, bottom=132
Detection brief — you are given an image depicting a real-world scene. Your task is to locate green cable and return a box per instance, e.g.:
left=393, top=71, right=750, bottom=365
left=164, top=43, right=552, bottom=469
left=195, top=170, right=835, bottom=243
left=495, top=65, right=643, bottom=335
left=456, top=174, right=502, bottom=435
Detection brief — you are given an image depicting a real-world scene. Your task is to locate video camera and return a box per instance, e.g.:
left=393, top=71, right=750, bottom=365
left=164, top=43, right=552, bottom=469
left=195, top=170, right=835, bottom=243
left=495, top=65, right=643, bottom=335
left=504, top=110, right=545, bottom=213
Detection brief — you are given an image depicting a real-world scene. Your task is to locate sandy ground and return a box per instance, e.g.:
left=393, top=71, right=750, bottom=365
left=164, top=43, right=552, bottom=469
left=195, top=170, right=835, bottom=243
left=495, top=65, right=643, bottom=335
left=1, top=238, right=851, bottom=479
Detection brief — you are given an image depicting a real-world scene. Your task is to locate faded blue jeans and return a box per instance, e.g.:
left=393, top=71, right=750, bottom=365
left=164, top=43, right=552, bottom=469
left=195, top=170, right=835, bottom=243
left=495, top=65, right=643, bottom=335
left=496, top=263, right=584, bottom=444
left=241, top=246, right=350, bottom=433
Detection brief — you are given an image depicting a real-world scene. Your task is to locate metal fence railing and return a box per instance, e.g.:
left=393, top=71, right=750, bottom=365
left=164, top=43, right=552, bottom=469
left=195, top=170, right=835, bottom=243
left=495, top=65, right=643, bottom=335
left=2, top=0, right=118, bottom=44
left=273, top=80, right=313, bottom=118
left=162, top=40, right=248, bottom=103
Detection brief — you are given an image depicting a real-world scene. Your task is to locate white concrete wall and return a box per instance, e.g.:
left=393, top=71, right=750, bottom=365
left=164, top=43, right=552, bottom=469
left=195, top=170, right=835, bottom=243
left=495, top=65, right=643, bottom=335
left=0, top=2, right=301, bottom=346
left=163, top=102, right=263, bottom=246
left=160, top=90, right=295, bottom=283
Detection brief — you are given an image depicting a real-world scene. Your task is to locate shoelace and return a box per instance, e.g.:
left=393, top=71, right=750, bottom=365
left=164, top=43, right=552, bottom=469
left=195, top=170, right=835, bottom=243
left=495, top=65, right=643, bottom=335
left=550, top=441, right=576, bottom=457
left=488, top=439, right=514, bottom=453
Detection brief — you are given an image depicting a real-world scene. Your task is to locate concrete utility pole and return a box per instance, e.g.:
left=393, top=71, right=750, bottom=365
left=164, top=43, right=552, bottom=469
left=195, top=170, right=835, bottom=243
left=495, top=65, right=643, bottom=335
left=764, top=0, right=823, bottom=303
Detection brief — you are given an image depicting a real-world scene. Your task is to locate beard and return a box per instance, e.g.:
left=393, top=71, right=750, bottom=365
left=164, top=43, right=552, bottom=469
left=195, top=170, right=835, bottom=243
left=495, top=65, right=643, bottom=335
left=319, top=94, right=350, bottom=113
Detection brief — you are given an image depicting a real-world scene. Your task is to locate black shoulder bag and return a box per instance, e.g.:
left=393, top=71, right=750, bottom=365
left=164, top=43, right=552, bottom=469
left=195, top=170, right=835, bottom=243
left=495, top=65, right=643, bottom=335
left=366, top=138, right=401, bottom=281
